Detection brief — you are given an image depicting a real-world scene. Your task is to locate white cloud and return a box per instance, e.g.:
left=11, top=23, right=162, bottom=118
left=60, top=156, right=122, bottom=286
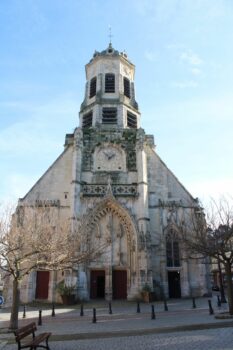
left=180, top=51, right=203, bottom=66
left=144, top=51, right=158, bottom=62
left=170, top=80, right=198, bottom=89
left=190, top=68, right=201, bottom=75
left=165, top=43, right=185, bottom=50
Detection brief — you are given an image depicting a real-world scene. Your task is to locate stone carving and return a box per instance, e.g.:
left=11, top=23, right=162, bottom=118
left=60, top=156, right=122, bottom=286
left=167, top=207, right=178, bottom=224
left=127, top=150, right=136, bottom=170
left=136, top=128, right=146, bottom=151
left=35, top=199, right=60, bottom=207
left=75, top=128, right=83, bottom=148
left=105, top=215, right=112, bottom=244
left=145, top=230, right=151, bottom=246
left=82, top=184, right=138, bottom=197
left=81, top=129, right=138, bottom=172
left=95, top=222, right=101, bottom=239
left=138, top=228, right=146, bottom=251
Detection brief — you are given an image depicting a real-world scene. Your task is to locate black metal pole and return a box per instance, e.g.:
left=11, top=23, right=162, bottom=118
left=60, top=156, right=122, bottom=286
left=208, top=299, right=214, bottom=315
left=192, top=297, right=196, bottom=309
left=80, top=304, right=84, bottom=316
left=137, top=302, right=140, bottom=313
left=164, top=298, right=168, bottom=311
left=151, top=305, right=156, bottom=320
left=109, top=302, right=112, bottom=314
left=217, top=295, right=221, bottom=308
left=23, top=305, right=26, bottom=319
left=51, top=303, right=55, bottom=317
left=38, top=310, right=42, bottom=326
left=92, top=308, right=97, bottom=323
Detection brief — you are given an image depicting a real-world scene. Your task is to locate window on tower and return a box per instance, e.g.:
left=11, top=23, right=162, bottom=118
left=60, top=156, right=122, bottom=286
left=89, top=77, right=97, bottom=98
left=83, top=111, right=93, bottom=128
left=105, top=74, right=115, bottom=93
left=102, top=107, right=117, bottom=124
left=127, top=111, right=137, bottom=128
left=124, top=77, right=130, bottom=98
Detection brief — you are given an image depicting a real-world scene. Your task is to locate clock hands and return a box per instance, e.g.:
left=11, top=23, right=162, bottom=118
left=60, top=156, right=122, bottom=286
left=103, top=150, right=116, bottom=160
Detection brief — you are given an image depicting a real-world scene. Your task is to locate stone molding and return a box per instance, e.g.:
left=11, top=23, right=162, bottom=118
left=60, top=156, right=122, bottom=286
left=81, top=184, right=138, bottom=197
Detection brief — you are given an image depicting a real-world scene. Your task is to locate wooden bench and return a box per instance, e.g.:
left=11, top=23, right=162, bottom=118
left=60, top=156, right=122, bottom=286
left=14, top=322, right=51, bottom=350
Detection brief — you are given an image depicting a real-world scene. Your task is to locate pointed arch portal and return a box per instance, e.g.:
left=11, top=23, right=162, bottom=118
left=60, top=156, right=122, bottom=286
left=80, top=196, right=138, bottom=300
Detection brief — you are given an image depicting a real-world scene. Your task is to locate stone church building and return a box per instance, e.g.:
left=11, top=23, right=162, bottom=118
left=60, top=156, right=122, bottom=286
left=17, top=44, right=209, bottom=303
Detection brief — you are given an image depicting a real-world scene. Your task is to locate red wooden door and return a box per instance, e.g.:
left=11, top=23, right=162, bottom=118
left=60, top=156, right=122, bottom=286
left=35, top=271, right=50, bottom=299
left=113, top=270, right=127, bottom=299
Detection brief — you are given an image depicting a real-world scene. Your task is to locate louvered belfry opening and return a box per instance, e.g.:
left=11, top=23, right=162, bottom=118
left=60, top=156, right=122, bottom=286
left=105, top=73, right=115, bottom=93
left=83, top=111, right=93, bottom=128
left=124, top=77, right=130, bottom=98
left=127, top=111, right=137, bottom=128
left=102, top=107, right=117, bottom=124
left=89, top=77, right=97, bottom=98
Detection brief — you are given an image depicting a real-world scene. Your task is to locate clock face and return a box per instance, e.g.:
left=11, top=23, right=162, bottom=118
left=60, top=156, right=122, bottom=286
left=94, top=145, right=126, bottom=171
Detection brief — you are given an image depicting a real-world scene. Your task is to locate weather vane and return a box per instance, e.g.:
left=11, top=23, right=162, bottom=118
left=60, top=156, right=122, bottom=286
left=108, top=25, right=113, bottom=44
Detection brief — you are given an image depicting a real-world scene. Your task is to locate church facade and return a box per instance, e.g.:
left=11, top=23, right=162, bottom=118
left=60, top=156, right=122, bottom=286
left=17, top=44, right=209, bottom=303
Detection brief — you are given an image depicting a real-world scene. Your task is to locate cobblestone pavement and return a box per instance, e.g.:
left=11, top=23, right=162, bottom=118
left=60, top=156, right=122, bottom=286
left=1, top=297, right=233, bottom=349
left=4, top=327, right=233, bottom=350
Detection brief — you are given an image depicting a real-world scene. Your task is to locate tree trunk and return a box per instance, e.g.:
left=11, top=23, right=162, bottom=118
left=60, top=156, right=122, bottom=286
left=224, top=262, right=233, bottom=315
left=217, top=257, right=227, bottom=303
left=9, top=278, right=20, bottom=330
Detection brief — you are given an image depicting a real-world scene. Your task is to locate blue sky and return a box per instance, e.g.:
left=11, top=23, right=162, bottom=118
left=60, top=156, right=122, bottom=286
left=0, top=0, right=233, bottom=205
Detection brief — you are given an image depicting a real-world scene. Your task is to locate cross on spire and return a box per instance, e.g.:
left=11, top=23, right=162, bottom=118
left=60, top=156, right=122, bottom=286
left=108, top=25, right=113, bottom=44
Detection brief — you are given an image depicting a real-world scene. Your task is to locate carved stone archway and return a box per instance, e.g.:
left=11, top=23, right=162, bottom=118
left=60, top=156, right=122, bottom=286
left=79, top=194, right=139, bottom=300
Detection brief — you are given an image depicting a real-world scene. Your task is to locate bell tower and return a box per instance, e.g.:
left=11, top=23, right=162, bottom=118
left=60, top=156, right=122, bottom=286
left=71, top=43, right=153, bottom=300
left=79, top=43, right=140, bottom=130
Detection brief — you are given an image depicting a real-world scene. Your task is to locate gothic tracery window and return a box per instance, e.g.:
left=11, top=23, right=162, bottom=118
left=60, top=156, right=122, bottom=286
left=166, top=229, right=180, bottom=267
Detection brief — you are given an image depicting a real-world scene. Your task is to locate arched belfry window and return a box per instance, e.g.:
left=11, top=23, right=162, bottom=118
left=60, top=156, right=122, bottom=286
left=105, top=73, right=115, bottom=93
left=124, top=77, right=130, bottom=98
left=166, top=229, right=180, bottom=267
left=89, top=77, right=97, bottom=98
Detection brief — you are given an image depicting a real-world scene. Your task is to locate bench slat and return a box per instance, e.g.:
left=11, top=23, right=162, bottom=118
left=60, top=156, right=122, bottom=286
left=23, top=333, right=51, bottom=347
left=14, top=323, right=37, bottom=342
left=14, top=322, right=51, bottom=350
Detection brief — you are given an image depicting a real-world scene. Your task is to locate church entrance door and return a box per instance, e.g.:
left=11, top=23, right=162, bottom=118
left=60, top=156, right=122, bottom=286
left=35, top=271, right=50, bottom=299
left=112, top=270, right=127, bottom=299
left=168, top=271, right=181, bottom=298
left=90, top=270, right=105, bottom=298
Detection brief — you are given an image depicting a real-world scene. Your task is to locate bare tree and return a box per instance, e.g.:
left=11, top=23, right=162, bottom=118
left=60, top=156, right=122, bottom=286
left=0, top=204, right=105, bottom=329
left=181, top=197, right=233, bottom=314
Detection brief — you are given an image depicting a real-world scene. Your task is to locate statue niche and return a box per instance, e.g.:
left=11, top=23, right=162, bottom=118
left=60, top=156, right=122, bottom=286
left=90, top=212, right=127, bottom=267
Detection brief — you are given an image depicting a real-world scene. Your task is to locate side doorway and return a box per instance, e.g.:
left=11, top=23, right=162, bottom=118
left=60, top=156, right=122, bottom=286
left=35, top=271, right=50, bottom=299
left=90, top=270, right=105, bottom=299
left=112, top=270, right=127, bottom=299
left=168, top=271, right=181, bottom=298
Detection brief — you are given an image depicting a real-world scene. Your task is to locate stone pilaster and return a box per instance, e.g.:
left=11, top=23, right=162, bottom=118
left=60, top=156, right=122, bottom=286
left=71, top=128, right=83, bottom=224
